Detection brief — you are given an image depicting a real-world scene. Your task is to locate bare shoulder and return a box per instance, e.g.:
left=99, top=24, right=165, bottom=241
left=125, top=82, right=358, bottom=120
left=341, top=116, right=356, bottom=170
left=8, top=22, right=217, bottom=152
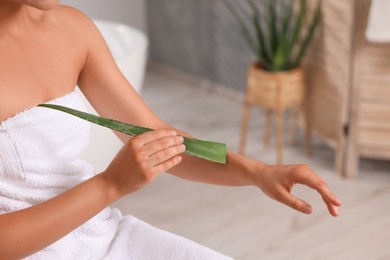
left=53, top=5, right=95, bottom=33
left=50, top=5, right=100, bottom=39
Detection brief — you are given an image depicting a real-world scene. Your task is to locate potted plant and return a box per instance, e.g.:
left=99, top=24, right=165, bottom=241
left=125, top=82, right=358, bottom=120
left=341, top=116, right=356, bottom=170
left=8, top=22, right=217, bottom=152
left=224, top=0, right=321, bottom=71
left=224, top=0, right=321, bottom=163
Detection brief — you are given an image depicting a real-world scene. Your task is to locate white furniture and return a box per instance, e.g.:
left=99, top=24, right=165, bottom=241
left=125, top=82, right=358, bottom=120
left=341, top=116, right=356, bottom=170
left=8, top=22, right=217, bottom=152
left=78, top=20, right=149, bottom=173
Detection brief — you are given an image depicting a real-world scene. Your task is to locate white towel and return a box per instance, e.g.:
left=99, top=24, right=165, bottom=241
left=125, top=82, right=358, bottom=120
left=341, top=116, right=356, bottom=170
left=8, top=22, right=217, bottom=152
left=102, top=214, right=233, bottom=260
left=366, top=0, right=390, bottom=42
left=0, top=90, right=233, bottom=259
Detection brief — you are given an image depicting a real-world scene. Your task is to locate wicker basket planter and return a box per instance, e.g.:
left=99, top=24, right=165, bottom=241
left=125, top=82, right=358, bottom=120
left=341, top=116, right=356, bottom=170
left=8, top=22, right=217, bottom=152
left=239, top=63, right=311, bottom=164
left=246, top=64, right=306, bottom=109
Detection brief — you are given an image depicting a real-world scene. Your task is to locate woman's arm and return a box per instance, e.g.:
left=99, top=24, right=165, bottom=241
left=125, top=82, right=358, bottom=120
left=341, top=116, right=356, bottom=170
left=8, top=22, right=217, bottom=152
left=0, top=7, right=187, bottom=258
left=76, top=14, right=342, bottom=217
left=0, top=173, right=114, bottom=259
left=0, top=129, right=185, bottom=259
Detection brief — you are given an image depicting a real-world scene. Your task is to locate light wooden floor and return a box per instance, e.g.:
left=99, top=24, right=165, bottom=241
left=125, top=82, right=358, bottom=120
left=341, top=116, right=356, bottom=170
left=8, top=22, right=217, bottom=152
left=114, top=68, right=390, bottom=260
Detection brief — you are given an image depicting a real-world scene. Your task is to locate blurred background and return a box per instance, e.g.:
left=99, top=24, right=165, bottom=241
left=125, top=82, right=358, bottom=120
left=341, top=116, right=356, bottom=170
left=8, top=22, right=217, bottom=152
left=62, top=0, right=390, bottom=259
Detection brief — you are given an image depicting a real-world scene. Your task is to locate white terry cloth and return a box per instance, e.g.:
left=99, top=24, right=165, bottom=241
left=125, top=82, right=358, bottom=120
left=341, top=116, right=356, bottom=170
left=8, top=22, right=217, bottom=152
left=366, top=0, right=390, bottom=42
left=0, top=90, right=232, bottom=260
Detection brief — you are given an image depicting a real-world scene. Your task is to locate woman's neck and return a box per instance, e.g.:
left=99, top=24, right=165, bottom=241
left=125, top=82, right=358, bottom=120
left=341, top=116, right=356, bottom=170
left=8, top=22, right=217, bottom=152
left=0, top=2, right=29, bottom=33
left=0, top=2, right=44, bottom=35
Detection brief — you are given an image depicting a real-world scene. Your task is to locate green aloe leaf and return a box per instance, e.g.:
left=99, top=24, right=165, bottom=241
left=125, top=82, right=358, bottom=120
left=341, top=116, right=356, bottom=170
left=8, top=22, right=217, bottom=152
left=223, top=0, right=258, bottom=55
left=272, top=1, right=293, bottom=71
left=285, top=0, right=306, bottom=62
left=279, top=0, right=294, bottom=69
left=290, top=0, right=321, bottom=68
left=281, top=0, right=293, bottom=38
left=246, top=0, right=273, bottom=67
left=266, top=0, right=277, bottom=57
left=38, top=104, right=227, bottom=164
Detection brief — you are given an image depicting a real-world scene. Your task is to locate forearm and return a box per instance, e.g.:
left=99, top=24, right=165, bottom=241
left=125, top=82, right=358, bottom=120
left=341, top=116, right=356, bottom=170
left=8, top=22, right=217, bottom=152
left=117, top=125, right=262, bottom=187
left=166, top=128, right=262, bottom=186
left=0, top=173, right=118, bottom=259
left=169, top=150, right=260, bottom=186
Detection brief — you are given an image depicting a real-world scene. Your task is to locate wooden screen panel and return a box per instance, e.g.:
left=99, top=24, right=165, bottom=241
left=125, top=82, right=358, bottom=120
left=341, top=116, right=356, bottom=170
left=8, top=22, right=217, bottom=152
left=357, top=43, right=390, bottom=159
left=304, top=0, right=356, bottom=145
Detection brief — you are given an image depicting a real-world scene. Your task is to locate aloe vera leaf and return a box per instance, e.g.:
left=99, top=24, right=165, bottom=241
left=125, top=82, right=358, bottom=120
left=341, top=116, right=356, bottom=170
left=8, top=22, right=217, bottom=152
left=290, top=0, right=321, bottom=68
left=249, top=3, right=264, bottom=64
left=271, top=1, right=293, bottom=71
left=38, top=104, right=227, bottom=164
left=246, top=0, right=273, bottom=67
left=285, top=0, right=306, bottom=62
left=266, top=0, right=277, bottom=58
left=223, top=0, right=258, bottom=55
left=281, top=0, right=293, bottom=39
left=280, top=0, right=294, bottom=67
left=183, top=138, right=226, bottom=164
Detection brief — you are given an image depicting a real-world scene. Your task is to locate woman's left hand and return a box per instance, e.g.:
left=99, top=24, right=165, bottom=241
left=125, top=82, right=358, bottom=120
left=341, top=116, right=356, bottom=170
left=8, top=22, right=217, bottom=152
left=254, top=163, right=342, bottom=217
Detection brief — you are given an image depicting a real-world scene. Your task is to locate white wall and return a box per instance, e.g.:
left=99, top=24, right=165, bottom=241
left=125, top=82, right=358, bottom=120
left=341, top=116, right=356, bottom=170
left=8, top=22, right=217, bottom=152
left=61, top=0, right=148, bottom=33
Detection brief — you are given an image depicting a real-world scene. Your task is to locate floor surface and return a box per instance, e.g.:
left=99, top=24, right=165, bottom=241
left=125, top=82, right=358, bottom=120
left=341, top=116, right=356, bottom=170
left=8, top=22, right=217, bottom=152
left=114, top=68, right=390, bottom=260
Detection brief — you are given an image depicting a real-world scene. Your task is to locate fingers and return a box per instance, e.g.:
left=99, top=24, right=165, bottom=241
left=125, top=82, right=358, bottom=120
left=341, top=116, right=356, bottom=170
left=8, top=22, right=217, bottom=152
left=129, top=129, right=186, bottom=171
left=144, top=134, right=184, bottom=158
left=148, top=143, right=186, bottom=168
left=290, top=164, right=342, bottom=216
left=307, top=178, right=342, bottom=207
left=153, top=154, right=183, bottom=174
left=105, top=129, right=186, bottom=196
left=278, top=189, right=313, bottom=215
left=324, top=198, right=340, bottom=217
left=131, top=129, right=178, bottom=146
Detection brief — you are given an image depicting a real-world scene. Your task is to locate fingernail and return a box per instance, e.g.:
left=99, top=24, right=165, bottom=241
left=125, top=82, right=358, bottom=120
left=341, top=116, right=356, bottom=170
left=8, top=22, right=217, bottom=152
left=175, top=156, right=182, bottom=163
left=303, top=203, right=312, bottom=214
left=171, top=131, right=178, bottom=136
left=302, top=204, right=311, bottom=214
left=180, top=144, right=186, bottom=152
left=178, top=136, right=184, bottom=143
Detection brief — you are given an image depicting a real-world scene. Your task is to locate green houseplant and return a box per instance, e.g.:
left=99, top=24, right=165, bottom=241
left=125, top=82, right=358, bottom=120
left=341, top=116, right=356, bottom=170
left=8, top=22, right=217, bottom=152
left=224, top=0, right=321, bottom=163
left=224, top=0, right=321, bottom=71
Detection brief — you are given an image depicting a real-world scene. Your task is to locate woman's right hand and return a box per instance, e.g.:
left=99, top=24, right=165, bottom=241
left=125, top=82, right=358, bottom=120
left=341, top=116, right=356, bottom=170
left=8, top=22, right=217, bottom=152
left=101, top=129, right=185, bottom=198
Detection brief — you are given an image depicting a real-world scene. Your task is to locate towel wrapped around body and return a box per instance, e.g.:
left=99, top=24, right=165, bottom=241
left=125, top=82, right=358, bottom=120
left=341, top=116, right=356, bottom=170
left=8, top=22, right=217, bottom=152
left=0, top=89, right=232, bottom=260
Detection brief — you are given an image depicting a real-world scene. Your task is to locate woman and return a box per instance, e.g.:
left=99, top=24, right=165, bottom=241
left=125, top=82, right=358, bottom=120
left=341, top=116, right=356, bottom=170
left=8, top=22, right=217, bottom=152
left=0, top=0, right=342, bottom=259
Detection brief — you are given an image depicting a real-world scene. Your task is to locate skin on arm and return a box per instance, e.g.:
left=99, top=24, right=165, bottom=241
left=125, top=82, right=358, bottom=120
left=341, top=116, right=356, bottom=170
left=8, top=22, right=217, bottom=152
left=0, top=129, right=185, bottom=259
left=0, top=2, right=341, bottom=258
left=0, top=5, right=186, bottom=259
left=77, top=12, right=342, bottom=217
